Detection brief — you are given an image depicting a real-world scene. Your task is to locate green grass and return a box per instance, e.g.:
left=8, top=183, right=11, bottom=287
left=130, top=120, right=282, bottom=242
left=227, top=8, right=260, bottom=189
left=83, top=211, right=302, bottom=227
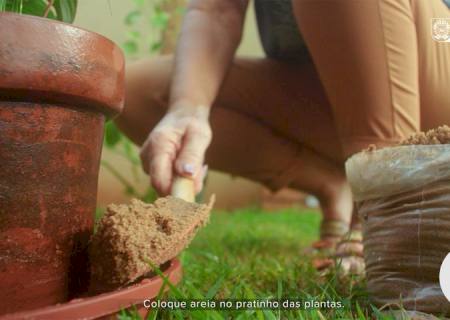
left=120, top=207, right=396, bottom=320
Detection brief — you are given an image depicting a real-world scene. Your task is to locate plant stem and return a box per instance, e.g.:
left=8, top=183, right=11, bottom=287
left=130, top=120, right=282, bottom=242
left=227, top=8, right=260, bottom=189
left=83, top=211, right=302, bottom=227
left=43, top=0, right=55, bottom=18
left=108, top=147, right=140, bottom=165
left=101, top=159, right=140, bottom=196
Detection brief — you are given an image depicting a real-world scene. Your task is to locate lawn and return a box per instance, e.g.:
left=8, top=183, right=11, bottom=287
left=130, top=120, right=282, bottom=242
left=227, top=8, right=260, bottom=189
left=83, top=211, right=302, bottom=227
left=121, top=207, right=396, bottom=320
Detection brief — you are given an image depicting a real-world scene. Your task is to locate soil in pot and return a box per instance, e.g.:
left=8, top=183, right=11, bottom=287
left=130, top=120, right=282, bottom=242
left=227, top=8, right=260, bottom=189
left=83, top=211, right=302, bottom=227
left=346, top=126, right=450, bottom=316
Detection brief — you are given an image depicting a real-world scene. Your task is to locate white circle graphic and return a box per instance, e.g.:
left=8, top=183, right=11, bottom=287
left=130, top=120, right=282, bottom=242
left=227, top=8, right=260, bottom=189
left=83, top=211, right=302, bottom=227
left=439, top=253, right=450, bottom=302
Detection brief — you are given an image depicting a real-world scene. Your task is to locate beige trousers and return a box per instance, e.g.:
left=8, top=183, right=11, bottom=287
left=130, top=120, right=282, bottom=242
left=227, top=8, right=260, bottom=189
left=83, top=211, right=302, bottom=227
left=121, top=0, right=450, bottom=193
left=293, top=0, right=450, bottom=156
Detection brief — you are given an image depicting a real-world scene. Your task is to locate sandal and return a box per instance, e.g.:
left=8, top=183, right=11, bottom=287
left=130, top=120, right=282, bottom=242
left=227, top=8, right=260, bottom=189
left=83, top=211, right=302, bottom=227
left=309, top=221, right=365, bottom=277
left=334, top=229, right=365, bottom=276
left=309, top=219, right=350, bottom=271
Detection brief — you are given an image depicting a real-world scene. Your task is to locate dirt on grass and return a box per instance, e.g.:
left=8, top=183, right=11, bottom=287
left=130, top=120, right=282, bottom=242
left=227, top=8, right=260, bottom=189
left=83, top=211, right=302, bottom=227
left=89, top=196, right=214, bottom=293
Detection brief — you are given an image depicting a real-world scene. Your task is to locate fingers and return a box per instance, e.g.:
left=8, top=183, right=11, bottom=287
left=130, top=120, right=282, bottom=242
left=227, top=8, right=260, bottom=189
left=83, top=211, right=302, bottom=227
left=140, top=117, right=212, bottom=197
left=150, top=153, right=174, bottom=196
left=174, top=123, right=212, bottom=180
left=193, top=164, right=208, bottom=194
left=140, top=129, right=179, bottom=196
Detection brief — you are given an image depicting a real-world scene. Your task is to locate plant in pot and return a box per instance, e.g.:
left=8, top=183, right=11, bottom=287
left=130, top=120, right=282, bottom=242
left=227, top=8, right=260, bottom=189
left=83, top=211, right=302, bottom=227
left=0, top=1, right=181, bottom=318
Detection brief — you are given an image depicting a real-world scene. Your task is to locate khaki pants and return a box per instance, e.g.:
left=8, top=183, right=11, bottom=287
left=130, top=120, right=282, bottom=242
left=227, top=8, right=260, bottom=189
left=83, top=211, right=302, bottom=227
left=121, top=0, right=450, bottom=192
left=293, top=0, right=450, bottom=156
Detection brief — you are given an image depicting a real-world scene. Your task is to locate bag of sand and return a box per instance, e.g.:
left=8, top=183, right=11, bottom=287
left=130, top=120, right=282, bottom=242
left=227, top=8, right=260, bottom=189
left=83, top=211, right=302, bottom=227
left=346, top=130, right=450, bottom=316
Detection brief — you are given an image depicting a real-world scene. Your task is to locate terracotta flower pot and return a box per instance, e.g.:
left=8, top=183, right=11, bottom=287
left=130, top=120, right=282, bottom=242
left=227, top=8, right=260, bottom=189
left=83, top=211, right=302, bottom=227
left=0, top=259, right=182, bottom=320
left=0, top=13, right=124, bottom=315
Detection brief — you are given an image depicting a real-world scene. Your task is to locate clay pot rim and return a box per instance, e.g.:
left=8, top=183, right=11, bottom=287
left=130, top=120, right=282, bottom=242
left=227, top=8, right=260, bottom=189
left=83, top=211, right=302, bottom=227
left=0, top=259, right=183, bottom=320
left=0, top=12, right=125, bottom=117
left=0, top=12, right=118, bottom=48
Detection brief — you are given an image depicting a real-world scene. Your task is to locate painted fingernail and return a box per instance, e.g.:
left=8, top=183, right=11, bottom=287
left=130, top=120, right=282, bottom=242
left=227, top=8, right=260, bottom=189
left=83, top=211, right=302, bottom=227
left=183, top=163, right=196, bottom=176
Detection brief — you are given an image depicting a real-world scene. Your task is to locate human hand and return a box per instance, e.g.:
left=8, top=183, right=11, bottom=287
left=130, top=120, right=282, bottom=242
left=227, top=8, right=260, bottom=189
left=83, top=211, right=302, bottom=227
left=140, top=108, right=212, bottom=196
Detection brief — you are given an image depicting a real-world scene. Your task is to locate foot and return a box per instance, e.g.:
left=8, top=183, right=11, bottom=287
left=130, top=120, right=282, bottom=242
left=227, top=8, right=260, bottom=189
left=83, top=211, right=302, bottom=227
left=318, top=178, right=353, bottom=227
left=309, top=179, right=354, bottom=269
left=310, top=219, right=350, bottom=270
left=312, top=228, right=365, bottom=277
left=335, top=229, right=365, bottom=276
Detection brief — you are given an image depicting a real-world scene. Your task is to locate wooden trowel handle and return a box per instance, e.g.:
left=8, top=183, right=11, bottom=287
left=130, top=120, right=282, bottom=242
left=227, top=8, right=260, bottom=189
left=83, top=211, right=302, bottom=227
left=171, top=176, right=195, bottom=203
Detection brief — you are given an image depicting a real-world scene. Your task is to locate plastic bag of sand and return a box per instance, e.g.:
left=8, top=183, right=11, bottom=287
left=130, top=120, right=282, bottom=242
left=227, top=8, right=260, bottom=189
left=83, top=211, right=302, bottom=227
left=346, top=126, right=450, bottom=316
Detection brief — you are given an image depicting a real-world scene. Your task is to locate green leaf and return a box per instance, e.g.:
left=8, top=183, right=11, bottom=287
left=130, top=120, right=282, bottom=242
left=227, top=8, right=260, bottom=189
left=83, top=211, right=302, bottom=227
left=124, top=9, right=141, bottom=26
left=277, top=279, right=283, bottom=300
left=1, top=0, right=77, bottom=22
left=141, top=188, right=158, bottom=203
left=13, top=0, right=23, bottom=12
left=104, top=121, right=122, bottom=147
left=150, top=41, right=162, bottom=53
left=125, top=186, right=137, bottom=196
left=151, top=8, right=169, bottom=29
left=356, top=303, right=366, bottom=319
left=262, top=310, right=277, bottom=320
left=205, top=274, right=225, bottom=300
left=122, top=139, right=140, bottom=163
left=132, top=0, right=144, bottom=7
left=123, top=40, right=138, bottom=55
left=243, top=286, right=265, bottom=320
left=117, top=309, right=141, bottom=320
left=14, top=0, right=48, bottom=17
left=53, top=0, right=78, bottom=23
left=147, top=281, right=167, bottom=320
left=127, top=30, right=141, bottom=40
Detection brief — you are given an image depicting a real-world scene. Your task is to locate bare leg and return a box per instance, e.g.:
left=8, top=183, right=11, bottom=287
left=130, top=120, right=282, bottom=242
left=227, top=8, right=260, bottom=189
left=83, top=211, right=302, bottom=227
left=117, top=56, right=353, bottom=236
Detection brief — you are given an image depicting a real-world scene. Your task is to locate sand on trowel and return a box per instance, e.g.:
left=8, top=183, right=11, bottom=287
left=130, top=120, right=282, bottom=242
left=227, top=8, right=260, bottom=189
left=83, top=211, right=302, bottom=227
left=89, top=196, right=214, bottom=293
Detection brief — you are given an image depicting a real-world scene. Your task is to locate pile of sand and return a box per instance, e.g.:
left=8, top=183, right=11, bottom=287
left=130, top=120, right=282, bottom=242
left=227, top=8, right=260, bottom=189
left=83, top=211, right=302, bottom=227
left=89, top=196, right=214, bottom=293
left=364, top=126, right=450, bottom=152
left=400, top=125, right=450, bottom=145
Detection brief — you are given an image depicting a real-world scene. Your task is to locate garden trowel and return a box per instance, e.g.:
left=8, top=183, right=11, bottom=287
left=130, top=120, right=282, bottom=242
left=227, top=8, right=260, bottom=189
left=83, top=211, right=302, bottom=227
left=89, top=176, right=214, bottom=293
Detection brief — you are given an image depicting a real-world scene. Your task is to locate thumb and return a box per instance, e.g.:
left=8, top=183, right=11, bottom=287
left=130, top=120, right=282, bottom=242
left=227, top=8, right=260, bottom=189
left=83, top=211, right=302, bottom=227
left=175, top=125, right=211, bottom=178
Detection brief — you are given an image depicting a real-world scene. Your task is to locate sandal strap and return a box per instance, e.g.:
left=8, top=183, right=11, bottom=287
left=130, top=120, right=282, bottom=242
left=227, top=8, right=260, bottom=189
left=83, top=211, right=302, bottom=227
left=335, top=229, right=364, bottom=258
left=344, top=229, right=363, bottom=242
left=311, top=239, right=337, bottom=250
left=335, top=245, right=364, bottom=258
left=320, top=219, right=350, bottom=238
